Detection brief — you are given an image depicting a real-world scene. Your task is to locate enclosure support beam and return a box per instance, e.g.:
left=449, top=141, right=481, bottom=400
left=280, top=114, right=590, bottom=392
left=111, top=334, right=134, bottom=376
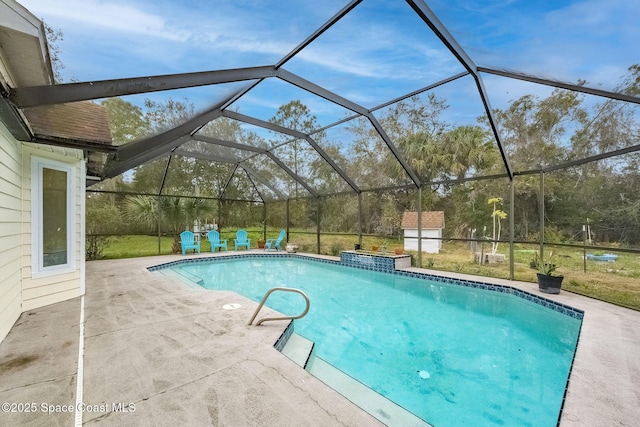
left=244, top=170, right=266, bottom=204
left=221, top=0, right=363, bottom=112
left=358, top=193, right=363, bottom=248
left=183, top=136, right=316, bottom=197
left=223, top=111, right=359, bottom=194
left=276, top=0, right=362, bottom=68
left=106, top=93, right=241, bottom=178
left=367, top=114, right=422, bottom=187
left=172, top=148, right=286, bottom=199
left=274, top=69, right=419, bottom=188
left=157, top=195, right=162, bottom=255
left=220, top=165, right=239, bottom=201
left=479, top=66, right=640, bottom=106
left=539, top=172, right=545, bottom=262
left=417, top=186, right=423, bottom=267
left=474, top=77, right=513, bottom=180
left=406, top=0, right=513, bottom=180
left=158, top=155, right=173, bottom=196
left=509, top=180, right=515, bottom=280
left=262, top=203, right=267, bottom=241
left=317, top=198, right=321, bottom=255
left=286, top=199, right=290, bottom=245
left=217, top=198, right=222, bottom=233
left=266, top=152, right=318, bottom=198
left=10, top=66, right=276, bottom=108
left=156, top=156, right=171, bottom=251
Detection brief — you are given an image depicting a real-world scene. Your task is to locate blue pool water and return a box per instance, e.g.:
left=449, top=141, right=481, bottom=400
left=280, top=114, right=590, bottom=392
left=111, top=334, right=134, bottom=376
left=160, top=256, right=582, bottom=427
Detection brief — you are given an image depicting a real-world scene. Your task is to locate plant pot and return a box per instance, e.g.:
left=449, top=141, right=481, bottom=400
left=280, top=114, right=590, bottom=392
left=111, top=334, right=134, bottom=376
left=394, top=247, right=404, bottom=255
left=257, top=239, right=265, bottom=249
left=537, top=273, right=564, bottom=294
left=371, top=245, right=379, bottom=252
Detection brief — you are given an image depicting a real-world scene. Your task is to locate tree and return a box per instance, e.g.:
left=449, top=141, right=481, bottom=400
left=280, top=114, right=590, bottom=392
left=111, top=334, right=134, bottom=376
left=493, top=89, right=585, bottom=171
left=380, top=94, right=449, bottom=143
left=269, top=100, right=322, bottom=199
left=86, top=198, right=122, bottom=260
left=441, top=125, right=497, bottom=181
left=44, top=23, right=64, bottom=82
left=101, top=98, right=149, bottom=145
left=130, top=98, right=195, bottom=194
left=488, top=89, right=586, bottom=241
left=124, top=195, right=212, bottom=253
left=378, top=94, right=451, bottom=184
left=144, top=98, right=195, bottom=133
left=488, top=197, right=507, bottom=255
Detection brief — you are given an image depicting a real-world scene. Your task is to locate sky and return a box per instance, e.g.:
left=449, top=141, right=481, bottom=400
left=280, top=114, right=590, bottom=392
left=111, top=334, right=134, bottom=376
left=17, top=0, right=640, bottom=132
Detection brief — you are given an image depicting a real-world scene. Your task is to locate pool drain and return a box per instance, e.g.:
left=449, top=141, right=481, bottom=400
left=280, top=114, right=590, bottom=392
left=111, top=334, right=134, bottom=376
left=222, top=303, right=242, bottom=310
left=418, top=370, right=430, bottom=379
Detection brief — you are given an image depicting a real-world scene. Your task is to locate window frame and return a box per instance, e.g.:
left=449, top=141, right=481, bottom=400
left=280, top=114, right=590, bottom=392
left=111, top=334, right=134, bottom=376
left=31, top=156, right=76, bottom=278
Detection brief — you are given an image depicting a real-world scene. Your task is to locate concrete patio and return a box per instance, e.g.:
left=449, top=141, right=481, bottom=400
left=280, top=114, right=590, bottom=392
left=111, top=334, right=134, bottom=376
left=1, top=252, right=639, bottom=426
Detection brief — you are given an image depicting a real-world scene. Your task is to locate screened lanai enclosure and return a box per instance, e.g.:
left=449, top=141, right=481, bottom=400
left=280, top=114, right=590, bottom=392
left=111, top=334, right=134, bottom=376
left=5, top=1, right=640, bottom=306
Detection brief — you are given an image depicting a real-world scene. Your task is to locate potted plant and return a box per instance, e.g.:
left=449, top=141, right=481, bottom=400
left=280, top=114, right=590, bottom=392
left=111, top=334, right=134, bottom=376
left=536, top=251, right=563, bottom=294
left=257, top=239, right=266, bottom=249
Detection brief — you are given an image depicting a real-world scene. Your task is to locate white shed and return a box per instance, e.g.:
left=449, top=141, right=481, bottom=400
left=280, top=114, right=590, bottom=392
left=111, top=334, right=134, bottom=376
left=401, top=211, right=445, bottom=254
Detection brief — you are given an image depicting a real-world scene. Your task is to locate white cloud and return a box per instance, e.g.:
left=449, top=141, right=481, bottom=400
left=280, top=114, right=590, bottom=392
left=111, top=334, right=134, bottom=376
left=20, top=0, right=189, bottom=41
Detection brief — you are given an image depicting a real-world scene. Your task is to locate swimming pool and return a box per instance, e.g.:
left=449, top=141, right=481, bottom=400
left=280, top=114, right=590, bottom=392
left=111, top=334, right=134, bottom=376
left=152, top=255, right=582, bottom=427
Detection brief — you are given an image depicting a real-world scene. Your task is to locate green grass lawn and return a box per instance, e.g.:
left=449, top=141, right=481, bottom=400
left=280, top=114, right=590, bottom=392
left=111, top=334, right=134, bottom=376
left=95, top=232, right=640, bottom=311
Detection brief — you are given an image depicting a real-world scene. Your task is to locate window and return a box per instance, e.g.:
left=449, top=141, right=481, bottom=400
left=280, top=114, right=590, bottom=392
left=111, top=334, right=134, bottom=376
left=31, top=156, right=76, bottom=276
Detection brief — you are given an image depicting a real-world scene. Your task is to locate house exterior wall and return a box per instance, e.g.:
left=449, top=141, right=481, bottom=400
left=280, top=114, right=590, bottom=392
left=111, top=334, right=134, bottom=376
left=0, top=123, right=85, bottom=343
left=21, top=143, right=85, bottom=312
left=0, top=121, right=23, bottom=342
left=403, top=228, right=442, bottom=254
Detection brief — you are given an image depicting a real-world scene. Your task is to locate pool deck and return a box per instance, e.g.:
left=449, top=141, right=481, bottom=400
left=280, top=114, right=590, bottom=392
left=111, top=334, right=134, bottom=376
left=1, top=251, right=639, bottom=426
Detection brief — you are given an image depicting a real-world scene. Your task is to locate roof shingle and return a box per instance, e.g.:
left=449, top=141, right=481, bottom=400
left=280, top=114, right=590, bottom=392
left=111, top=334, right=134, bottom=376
left=401, top=211, right=445, bottom=229
left=23, top=101, right=112, bottom=145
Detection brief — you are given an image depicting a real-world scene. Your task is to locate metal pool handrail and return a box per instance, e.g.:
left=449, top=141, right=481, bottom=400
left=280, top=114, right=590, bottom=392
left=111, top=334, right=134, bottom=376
left=247, top=287, right=310, bottom=326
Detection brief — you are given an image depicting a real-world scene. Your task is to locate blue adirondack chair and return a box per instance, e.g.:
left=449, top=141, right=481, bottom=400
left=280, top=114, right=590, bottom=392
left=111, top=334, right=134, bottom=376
left=180, top=230, right=200, bottom=255
left=265, top=229, right=286, bottom=251
left=207, top=230, right=228, bottom=252
left=234, top=229, right=251, bottom=251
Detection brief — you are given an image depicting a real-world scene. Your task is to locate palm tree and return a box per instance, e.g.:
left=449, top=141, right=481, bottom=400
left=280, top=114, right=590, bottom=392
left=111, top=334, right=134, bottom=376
left=125, top=195, right=212, bottom=253
left=443, top=125, right=497, bottom=180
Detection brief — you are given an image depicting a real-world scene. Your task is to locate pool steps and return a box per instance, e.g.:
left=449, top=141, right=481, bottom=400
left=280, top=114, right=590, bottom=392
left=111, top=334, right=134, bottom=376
left=153, top=268, right=204, bottom=289
left=280, top=332, right=314, bottom=368
left=280, top=332, right=432, bottom=427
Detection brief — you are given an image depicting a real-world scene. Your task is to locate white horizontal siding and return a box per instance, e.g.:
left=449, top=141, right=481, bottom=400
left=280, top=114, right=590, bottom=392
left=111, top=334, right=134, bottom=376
left=22, top=271, right=82, bottom=311
left=20, top=145, right=85, bottom=316
left=403, top=228, right=443, bottom=254
left=0, top=257, right=21, bottom=301
left=0, top=284, right=21, bottom=342
left=0, top=122, right=23, bottom=343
